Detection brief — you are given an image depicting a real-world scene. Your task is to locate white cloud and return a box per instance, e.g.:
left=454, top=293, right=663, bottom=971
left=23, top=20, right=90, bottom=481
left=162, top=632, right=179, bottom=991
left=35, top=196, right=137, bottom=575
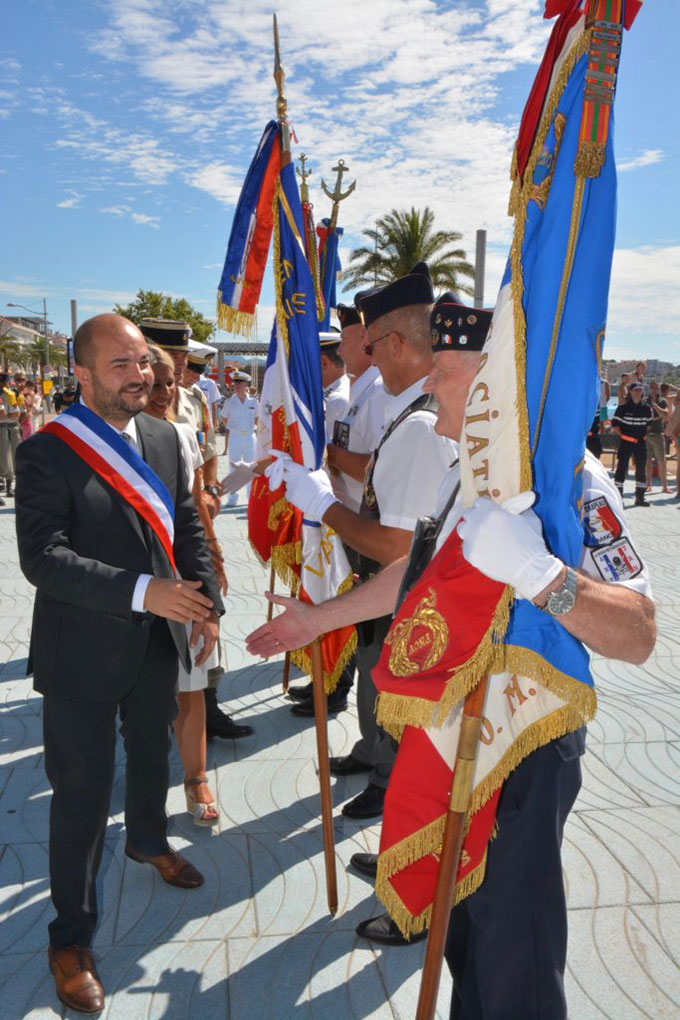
left=101, top=204, right=160, bottom=227
left=57, top=190, right=84, bottom=209
left=607, top=245, right=680, bottom=350
left=618, top=149, right=665, bottom=173
left=101, top=204, right=132, bottom=217
left=131, top=212, right=161, bottom=227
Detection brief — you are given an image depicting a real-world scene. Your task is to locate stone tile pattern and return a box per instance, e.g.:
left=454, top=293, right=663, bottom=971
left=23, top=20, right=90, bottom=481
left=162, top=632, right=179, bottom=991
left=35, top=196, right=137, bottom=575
left=0, top=459, right=678, bottom=1018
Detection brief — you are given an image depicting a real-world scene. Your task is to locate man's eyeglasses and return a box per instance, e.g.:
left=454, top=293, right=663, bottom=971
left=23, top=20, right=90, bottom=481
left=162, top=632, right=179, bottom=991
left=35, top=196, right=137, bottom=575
left=363, top=330, right=394, bottom=356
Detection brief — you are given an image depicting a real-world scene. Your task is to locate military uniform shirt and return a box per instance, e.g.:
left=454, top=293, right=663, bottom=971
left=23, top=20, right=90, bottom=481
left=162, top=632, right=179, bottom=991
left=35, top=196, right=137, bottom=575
left=372, top=376, right=456, bottom=532
left=219, top=393, right=258, bottom=433
left=323, top=373, right=351, bottom=443
left=331, top=365, right=389, bottom=512
left=197, top=376, right=221, bottom=409
left=176, top=384, right=218, bottom=461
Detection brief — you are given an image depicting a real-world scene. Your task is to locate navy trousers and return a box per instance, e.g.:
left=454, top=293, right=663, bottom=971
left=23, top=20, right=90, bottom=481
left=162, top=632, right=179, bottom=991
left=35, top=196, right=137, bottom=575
left=445, top=731, right=585, bottom=1020
left=43, top=619, right=179, bottom=949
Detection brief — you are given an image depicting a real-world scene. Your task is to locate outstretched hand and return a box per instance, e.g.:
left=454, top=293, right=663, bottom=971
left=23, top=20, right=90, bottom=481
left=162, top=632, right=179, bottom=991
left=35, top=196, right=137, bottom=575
left=245, top=592, right=323, bottom=658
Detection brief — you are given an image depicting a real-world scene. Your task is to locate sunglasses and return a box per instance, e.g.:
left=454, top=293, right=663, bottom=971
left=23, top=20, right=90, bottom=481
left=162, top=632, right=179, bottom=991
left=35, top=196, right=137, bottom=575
left=363, top=330, right=395, bottom=356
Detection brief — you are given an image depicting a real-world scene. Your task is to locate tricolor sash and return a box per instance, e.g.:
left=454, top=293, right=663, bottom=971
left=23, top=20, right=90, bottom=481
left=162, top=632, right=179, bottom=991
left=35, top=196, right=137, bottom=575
left=43, top=403, right=177, bottom=573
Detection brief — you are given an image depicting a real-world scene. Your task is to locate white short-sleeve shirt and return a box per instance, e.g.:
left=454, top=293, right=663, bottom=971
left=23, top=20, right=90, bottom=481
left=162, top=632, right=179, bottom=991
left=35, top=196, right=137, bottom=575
left=220, top=393, right=258, bottom=432
left=372, top=377, right=457, bottom=532
left=197, top=376, right=221, bottom=408
left=331, top=365, right=389, bottom=512
left=324, top=373, right=351, bottom=443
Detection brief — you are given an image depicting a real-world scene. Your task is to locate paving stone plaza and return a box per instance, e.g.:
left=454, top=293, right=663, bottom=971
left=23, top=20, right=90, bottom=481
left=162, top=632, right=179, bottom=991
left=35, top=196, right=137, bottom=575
left=1, top=452, right=679, bottom=1019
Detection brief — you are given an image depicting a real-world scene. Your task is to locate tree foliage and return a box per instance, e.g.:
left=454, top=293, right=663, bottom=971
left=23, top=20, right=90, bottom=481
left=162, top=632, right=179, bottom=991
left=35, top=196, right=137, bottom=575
left=114, top=290, right=215, bottom=344
left=343, top=207, right=476, bottom=296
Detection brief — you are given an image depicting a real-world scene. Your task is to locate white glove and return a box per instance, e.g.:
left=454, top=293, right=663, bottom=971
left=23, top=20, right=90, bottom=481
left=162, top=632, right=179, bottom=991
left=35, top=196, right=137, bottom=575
left=457, top=494, right=563, bottom=601
left=219, top=461, right=256, bottom=496
left=266, top=455, right=338, bottom=523
left=265, top=450, right=291, bottom=491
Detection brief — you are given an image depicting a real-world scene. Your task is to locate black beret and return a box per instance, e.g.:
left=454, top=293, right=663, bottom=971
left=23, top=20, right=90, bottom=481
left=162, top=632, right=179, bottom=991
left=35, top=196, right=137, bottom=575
left=139, top=318, right=191, bottom=351
left=355, top=262, right=434, bottom=328
left=337, top=303, right=362, bottom=329
left=430, top=293, right=492, bottom=353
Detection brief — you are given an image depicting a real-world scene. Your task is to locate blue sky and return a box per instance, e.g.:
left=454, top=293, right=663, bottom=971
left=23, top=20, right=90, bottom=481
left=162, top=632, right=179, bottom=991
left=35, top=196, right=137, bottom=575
left=2, top=0, right=678, bottom=363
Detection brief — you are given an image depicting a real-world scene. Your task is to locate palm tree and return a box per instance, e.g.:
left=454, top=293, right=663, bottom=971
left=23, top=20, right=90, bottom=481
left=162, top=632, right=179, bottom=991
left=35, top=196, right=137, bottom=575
left=344, top=207, right=475, bottom=296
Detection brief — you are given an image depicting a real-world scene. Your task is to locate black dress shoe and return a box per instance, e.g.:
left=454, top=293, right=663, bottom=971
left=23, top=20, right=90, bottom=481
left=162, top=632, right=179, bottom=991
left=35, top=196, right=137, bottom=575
left=349, top=852, right=378, bottom=878
left=291, top=689, right=347, bottom=717
left=356, top=912, right=427, bottom=946
left=287, top=682, right=313, bottom=702
left=342, top=782, right=385, bottom=819
left=329, top=754, right=371, bottom=777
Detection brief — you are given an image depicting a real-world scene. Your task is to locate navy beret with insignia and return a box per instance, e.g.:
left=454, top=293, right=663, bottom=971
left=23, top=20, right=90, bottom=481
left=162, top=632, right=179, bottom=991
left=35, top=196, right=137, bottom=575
left=337, top=303, right=362, bottom=329
left=355, top=262, right=434, bottom=328
left=430, top=293, right=492, bottom=353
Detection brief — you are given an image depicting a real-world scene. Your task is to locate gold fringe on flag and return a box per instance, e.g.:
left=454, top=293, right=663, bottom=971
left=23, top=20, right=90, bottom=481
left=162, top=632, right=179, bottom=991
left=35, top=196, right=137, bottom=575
left=375, top=586, right=514, bottom=739
left=291, top=627, right=358, bottom=695
left=216, top=296, right=257, bottom=338
left=574, top=141, right=607, bottom=178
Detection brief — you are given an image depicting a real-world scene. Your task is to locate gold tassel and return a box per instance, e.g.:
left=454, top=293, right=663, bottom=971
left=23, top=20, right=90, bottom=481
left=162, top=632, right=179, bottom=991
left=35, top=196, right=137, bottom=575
left=574, top=141, right=606, bottom=178
left=216, top=299, right=257, bottom=339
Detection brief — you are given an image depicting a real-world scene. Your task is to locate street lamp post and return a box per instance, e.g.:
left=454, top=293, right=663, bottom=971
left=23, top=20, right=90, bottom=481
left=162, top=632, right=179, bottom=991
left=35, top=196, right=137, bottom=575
left=6, top=299, right=50, bottom=373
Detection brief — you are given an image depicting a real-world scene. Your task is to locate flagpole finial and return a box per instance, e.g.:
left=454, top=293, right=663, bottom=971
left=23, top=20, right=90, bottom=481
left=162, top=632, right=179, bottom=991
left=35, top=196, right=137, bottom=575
left=297, top=153, right=312, bottom=203
left=272, top=13, right=291, bottom=160
left=321, top=158, right=357, bottom=230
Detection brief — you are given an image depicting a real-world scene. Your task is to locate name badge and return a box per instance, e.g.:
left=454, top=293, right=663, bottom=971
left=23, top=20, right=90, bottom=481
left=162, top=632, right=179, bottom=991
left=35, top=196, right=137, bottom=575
left=333, top=420, right=350, bottom=449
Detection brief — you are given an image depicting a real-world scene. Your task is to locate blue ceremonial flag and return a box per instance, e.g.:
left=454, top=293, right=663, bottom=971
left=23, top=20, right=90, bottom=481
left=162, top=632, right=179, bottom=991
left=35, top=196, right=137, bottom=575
left=317, top=218, right=343, bottom=331
left=216, top=120, right=281, bottom=337
left=250, top=160, right=356, bottom=690
left=373, top=0, right=640, bottom=936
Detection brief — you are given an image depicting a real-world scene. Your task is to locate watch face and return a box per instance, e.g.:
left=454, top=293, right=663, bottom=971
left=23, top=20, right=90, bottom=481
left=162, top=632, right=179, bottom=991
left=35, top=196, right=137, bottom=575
left=547, top=588, right=576, bottom=616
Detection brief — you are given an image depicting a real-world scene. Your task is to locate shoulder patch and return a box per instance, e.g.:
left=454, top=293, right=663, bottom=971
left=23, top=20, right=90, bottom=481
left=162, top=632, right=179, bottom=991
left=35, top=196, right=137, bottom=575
left=583, top=496, right=623, bottom=547
left=591, top=538, right=642, bottom=582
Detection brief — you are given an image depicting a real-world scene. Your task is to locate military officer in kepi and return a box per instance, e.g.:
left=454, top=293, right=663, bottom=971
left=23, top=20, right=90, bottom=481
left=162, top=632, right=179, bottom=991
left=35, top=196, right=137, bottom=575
left=246, top=293, right=656, bottom=1009
left=265, top=262, right=456, bottom=820
left=219, top=371, right=259, bottom=506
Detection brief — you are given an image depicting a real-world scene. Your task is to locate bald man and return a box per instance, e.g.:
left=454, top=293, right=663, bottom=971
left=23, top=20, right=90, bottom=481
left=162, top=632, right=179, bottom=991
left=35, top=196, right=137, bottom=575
left=15, top=313, right=224, bottom=1014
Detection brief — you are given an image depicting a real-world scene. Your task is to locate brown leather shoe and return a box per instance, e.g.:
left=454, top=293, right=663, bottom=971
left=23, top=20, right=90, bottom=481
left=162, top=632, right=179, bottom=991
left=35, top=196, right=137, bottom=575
left=124, top=844, right=204, bottom=888
left=48, top=945, right=104, bottom=1014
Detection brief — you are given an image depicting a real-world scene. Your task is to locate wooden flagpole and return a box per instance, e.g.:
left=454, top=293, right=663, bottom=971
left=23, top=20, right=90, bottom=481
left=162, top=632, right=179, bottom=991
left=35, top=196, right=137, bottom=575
left=311, top=636, right=338, bottom=914
left=272, top=17, right=337, bottom=915
left=415, top=675, right=490, bottom=1020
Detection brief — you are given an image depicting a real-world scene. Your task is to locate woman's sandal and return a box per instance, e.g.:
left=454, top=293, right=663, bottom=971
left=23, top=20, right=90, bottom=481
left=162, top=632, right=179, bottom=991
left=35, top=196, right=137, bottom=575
left=184, top=777, right=219, bottom=827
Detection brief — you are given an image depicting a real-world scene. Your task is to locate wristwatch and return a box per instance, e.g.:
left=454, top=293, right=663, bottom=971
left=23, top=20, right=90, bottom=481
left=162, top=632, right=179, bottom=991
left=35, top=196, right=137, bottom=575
left=203, top=485, right=220, bottom=498
left=542, top=567, right=578, bottom=616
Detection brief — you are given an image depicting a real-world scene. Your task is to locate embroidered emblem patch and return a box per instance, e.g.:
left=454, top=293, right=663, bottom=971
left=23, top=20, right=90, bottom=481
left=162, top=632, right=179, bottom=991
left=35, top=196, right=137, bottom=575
left=385, top=587, right=449, bottom=677
left=583, top=496, right=622, bottom=547
left=591, top=538, right=642, bottom=582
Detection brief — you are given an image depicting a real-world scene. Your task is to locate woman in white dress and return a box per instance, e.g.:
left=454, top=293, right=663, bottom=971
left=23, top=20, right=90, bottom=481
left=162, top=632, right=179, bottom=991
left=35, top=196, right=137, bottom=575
left=145, top=346, right=227, bottom=825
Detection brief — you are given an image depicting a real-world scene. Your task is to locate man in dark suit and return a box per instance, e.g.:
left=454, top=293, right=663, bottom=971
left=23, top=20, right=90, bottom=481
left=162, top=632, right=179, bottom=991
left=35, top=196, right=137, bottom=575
left=15, top=313, right=225, bottom=1014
